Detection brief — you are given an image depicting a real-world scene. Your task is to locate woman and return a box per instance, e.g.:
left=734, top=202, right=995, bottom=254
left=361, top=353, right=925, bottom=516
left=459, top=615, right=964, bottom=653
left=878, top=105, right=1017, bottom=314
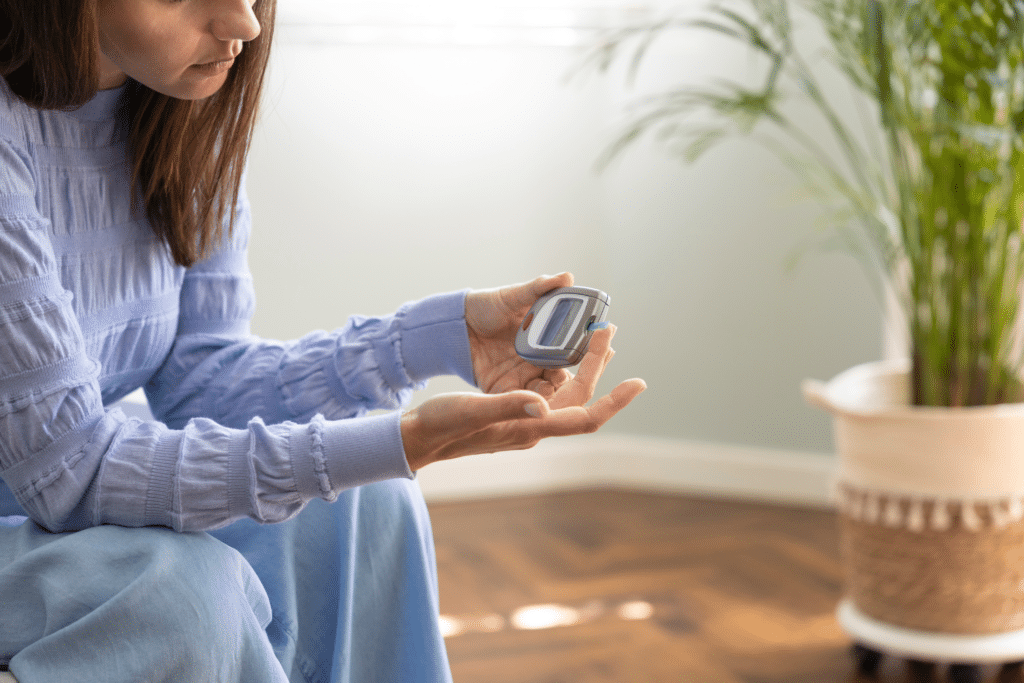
left=0, top=0, right=646, bottom=681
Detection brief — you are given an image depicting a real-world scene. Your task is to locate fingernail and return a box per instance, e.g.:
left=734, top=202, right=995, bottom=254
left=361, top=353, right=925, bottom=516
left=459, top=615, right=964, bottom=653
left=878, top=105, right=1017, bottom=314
left=524, top=403, right=542, bottom=418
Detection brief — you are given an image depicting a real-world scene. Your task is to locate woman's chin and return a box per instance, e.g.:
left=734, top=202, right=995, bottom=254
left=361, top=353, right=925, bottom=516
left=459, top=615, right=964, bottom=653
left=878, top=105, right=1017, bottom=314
left=143, top=70, right=231, bottom=101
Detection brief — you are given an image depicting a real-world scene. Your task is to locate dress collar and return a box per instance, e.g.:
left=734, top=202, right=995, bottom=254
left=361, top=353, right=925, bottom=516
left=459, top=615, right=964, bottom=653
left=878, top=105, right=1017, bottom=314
left=66, top=81, right=130, bottom=122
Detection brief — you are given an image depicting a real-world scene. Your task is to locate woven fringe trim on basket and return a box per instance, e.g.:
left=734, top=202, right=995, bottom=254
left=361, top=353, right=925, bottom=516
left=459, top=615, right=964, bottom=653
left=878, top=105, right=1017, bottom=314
left=834, top=481, right=1024, bottom=532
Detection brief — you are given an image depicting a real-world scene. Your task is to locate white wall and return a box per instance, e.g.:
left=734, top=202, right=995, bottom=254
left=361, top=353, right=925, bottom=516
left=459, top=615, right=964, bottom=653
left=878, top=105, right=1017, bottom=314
left=245, top=1, right=882, bottom=461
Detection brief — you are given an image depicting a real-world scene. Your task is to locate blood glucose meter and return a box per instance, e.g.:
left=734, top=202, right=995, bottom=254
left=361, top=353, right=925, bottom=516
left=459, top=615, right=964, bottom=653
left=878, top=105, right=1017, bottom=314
left=515, top=287, right=610, bottom=368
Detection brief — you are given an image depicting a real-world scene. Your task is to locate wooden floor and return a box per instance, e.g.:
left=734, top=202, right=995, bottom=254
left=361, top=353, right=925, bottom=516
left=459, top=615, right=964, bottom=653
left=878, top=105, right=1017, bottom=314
left=427, top=489, right=1024, bottom=683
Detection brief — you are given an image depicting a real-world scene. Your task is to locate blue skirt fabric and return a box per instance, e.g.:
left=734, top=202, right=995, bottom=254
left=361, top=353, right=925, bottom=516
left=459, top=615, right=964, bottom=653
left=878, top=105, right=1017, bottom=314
left=0, top=479, right=453, bottom=683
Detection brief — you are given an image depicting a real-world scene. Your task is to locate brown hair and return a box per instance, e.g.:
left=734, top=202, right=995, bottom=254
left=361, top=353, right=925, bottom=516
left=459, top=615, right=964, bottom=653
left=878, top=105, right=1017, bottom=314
left=0, top=0, right=276, bottom=267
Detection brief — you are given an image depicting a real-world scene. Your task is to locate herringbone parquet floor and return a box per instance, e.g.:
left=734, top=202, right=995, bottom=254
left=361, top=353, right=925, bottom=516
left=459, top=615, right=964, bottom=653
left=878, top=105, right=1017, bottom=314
left=427, top=489, right=1024, bottom=683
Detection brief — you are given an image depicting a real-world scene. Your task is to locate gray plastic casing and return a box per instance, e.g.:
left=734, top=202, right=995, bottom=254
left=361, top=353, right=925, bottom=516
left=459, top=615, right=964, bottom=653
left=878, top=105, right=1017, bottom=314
left=514, top=286, right=610, bottom=368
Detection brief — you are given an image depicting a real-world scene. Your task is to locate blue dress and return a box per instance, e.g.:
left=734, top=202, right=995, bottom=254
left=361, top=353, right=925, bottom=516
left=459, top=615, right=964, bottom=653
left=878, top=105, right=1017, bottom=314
left=0, top=78, right=466, bottom=681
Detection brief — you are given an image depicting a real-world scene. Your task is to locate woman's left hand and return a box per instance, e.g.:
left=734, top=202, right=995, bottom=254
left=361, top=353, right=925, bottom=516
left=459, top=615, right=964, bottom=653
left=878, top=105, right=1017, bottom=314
left=464, top=272, right=577, bottom=398
left=400, top=319, right=645, bottom=471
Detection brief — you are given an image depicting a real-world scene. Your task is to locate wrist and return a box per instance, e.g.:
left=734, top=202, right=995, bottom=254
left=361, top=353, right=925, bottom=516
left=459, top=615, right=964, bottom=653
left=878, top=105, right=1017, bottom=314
left=399, top=290, right=475, bottom=385
left=400, top=408, right=432, bottom=472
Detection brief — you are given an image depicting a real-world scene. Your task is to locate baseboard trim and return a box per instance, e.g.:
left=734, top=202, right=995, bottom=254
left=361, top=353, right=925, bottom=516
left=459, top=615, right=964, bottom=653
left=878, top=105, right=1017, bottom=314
left=415, top=433, right=837, bottom=508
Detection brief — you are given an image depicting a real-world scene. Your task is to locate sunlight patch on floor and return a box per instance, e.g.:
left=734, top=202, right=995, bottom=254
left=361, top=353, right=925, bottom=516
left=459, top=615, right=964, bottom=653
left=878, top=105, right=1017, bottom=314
left=440, top=599, right=655, bottom=638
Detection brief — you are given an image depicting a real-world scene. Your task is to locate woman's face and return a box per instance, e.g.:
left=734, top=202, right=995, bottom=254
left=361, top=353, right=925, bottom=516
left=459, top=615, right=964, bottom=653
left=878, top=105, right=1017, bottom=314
left=96, top=0, right=261, bottom=99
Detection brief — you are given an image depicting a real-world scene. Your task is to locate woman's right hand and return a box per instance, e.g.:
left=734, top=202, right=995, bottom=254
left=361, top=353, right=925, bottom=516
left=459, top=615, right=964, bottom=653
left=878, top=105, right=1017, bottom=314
left=400, top=325, right=646, bottom=471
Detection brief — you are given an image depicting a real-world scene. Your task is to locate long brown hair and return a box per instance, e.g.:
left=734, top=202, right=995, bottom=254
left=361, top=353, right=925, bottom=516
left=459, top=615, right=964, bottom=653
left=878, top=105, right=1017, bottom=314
left=0, top=0, right=276, bottom=267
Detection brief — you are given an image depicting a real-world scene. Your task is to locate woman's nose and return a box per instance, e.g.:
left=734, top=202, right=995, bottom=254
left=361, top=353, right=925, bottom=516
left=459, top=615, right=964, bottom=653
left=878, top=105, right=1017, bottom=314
left=210, top=0, right=261, bottom=44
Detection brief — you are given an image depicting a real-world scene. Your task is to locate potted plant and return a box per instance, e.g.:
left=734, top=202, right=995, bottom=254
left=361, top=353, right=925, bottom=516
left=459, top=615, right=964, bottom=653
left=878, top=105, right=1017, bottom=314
left=586, top=0, right=1024, bottom=674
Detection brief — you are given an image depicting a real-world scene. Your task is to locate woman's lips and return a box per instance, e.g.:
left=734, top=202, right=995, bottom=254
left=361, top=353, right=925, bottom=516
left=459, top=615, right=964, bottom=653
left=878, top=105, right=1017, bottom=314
left=190, top=58, right=235, bottom=75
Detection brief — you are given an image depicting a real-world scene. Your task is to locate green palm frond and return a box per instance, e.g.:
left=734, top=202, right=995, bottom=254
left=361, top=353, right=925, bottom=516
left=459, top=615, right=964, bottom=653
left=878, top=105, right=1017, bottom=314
left=587, top=0, right=1024, bottom=406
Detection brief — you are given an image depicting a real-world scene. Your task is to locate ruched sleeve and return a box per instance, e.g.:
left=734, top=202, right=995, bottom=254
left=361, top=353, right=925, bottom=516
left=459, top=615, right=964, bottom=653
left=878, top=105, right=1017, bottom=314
left=0, top=115, right=474, bottom=533
left=146, top=189, right=475, bottom=429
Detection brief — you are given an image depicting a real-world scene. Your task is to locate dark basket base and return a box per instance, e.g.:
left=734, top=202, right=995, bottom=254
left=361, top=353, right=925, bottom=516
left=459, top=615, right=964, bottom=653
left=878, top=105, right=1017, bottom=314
left=851, top=643, right=1024, bottom=683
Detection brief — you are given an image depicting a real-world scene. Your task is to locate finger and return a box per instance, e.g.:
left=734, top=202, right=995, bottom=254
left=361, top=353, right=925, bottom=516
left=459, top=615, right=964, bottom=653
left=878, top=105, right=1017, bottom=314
left=467, top=390, right=550, bottom=423
left=543, top=367, right=573, bottom=391
left=584, top=324, right=615, bottom=364
left=421, top=391, right=548, bottom=431
left=548, top=325, right=616, bottom=409
left=598, top=377, right=647, bottom=413
left=525, top=376, right=555, bottom=398
left=499, top=272, right=575, bottom=313
left=524, top=368, right=573, bottom=398
left=575, top=377, right=646, bottom=429
left=535, top=377, right=647, bottom=437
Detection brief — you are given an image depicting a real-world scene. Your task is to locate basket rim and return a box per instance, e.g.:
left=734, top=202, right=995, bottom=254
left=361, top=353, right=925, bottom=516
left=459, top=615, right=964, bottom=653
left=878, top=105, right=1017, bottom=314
left=805, top=359, right=1024, bottom=418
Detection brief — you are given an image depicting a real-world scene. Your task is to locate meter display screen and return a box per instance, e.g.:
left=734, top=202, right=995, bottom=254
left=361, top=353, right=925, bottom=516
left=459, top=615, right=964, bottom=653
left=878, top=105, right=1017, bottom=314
left=539, top=298, right=582, bottom=347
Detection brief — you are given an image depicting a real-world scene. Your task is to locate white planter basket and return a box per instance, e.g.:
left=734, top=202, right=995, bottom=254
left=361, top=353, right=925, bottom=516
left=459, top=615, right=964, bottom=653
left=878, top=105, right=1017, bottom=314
left=805, top=360, right=1024, bottom=636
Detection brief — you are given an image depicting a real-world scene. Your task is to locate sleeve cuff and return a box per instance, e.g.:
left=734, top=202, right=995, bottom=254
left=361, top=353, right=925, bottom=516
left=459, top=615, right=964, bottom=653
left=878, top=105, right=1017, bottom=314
left=290, top=412, right=414, bottom=499
left=399, top=289, right=476, bottom=387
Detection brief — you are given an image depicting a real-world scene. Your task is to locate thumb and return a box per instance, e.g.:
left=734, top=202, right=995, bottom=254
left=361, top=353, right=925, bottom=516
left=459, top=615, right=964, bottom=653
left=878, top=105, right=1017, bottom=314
left=462, top=390, right=550, bottom=427
left=420, top=391, right=549, bottom=430
left=502, top=272, right=575, bottom=313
